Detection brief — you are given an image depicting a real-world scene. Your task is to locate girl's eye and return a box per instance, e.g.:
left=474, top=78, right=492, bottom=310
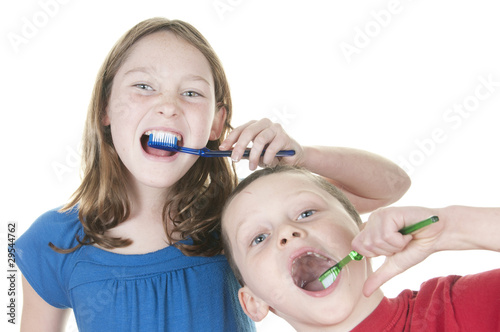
left=298, top=210, right=315, bottom=220
left=134, top=83, right=153, bottom=91
left=251, top=233, right=269, bottom=246
left=182, top=91, right=201, bottom=97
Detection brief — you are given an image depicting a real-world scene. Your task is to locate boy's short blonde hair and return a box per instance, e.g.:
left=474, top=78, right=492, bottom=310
left=222, top=165, right=362, bottom=286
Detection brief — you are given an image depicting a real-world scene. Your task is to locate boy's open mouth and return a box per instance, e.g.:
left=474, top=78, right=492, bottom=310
left=291, top=252, right=337, bottom=291
left=141, top=130, right=182, bottom=157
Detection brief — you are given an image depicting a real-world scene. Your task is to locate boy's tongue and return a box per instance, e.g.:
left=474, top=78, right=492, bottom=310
left=292, top=253, right=335, bottom=291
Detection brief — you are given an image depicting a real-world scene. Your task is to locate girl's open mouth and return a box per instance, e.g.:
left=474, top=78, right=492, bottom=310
left=140, top=130, right=182, bottom=157
left=291, top=251, right=337, bottom=292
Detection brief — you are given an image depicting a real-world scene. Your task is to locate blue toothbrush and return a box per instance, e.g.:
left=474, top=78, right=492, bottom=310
left=147, top=132, right=295, bottom=157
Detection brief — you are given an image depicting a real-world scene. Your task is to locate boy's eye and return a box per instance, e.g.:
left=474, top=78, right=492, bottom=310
left=134, top=83, right=153, bottom=91
left=182, top=91, right=201, bottom=97
left=298, top=210, right=315, bottom=220
left=251, top=233, right=268, bottom=246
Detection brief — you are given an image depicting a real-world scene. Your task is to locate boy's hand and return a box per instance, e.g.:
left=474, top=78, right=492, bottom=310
left=220, top=118, right=304, bottom=170
left=352, top=206, right=445, bottom=297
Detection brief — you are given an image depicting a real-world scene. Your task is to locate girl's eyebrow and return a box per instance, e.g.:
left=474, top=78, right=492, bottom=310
left=123, top=67, right=212, bottom=87
left=123, top=66, right=153, bottom=76
left=184, top=74, right=212, bottom=87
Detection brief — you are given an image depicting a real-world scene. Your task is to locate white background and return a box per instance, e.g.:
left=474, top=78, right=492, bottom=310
left=1, top=0, right=499, bottom=331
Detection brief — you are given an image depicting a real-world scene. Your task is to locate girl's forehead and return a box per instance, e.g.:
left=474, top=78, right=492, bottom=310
left=127, top=32, right=195, bottom=61
left=117, top=31, right=214, bottom=82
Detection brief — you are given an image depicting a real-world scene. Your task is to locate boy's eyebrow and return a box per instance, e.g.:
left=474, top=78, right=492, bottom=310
left=123, top=67, right=212, bottom=86
left=230, top=195, right=262, bottom=245
left=233, top=210, right=259, bottom=243
left=231, top=189, right=330, bottom=245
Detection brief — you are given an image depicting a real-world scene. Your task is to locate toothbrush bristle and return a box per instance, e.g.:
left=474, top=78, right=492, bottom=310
left=319, top=271, right=335, bottom=289
left=148, top=132, right=178, bottom=150
left=319, top=266, right=339, bottom=289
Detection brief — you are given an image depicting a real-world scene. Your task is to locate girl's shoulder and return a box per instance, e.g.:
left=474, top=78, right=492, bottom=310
left=15, top=206, right=84, bottom=308
left=19, top=206, right=84, bottom=251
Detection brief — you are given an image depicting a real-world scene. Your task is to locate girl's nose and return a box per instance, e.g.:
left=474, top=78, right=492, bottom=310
left=156, top=93, right=180, bottom=117
left=278, top=225, right=305, bottom=247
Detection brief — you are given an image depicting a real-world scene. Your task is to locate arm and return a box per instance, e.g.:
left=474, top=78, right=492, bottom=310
left=352, top=205, right=500, bottom=297
left=21, top=275, right=69, bottom=332
left=220, top=119, right=410, bottom=213
left=436, top=205, right=500, bottom=251
left=297, top=145, right=410, bottom=214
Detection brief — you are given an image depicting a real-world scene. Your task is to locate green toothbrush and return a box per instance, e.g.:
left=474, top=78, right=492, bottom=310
left=318, top=216, right=439, bottom=289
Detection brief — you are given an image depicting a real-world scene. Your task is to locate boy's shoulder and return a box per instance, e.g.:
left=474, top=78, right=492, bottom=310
left=354, top=270, right=500, bottom=332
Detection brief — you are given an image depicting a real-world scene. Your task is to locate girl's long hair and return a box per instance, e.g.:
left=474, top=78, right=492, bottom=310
left=52, top=17, right=237, bottom=257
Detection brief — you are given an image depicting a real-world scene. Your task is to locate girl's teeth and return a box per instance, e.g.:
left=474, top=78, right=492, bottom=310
left=144, top=130, right=181, bottom=141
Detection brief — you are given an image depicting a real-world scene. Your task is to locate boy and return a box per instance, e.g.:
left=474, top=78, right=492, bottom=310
left=221, top=165, right=500, bottom=331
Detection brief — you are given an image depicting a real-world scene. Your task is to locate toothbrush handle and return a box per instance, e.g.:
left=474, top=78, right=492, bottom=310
left=242, top=149, right=296, bottom=158
left=399, top=216, right=439, bottom=235
left=338, top=250, right=364, bottom=269
left=200, top=148, right=295, bottom=157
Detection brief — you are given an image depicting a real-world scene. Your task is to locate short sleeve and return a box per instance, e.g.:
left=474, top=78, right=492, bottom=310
left=413, top=269, right=500, bottom=331
left=15, top=207, right=83, bottom=308
left=451, top=269, right=500, bottom=331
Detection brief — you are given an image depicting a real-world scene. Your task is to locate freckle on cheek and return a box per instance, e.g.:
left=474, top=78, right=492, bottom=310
left=112, top=102, right=133, bottom=118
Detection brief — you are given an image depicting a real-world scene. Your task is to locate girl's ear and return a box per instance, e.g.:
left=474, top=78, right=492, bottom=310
left=102, top=115, right=110, bottom=126
left=238, top=286, right=270, bottom=322
left=209, top=105, right=227, bottom=140
left=102, top=108, right=110, bottom=126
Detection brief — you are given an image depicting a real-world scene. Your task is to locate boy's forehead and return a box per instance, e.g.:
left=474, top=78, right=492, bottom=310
left=223, top=171, right=358, bottom=245
left=225, top=172, right=345, bottom=220
left=233, top=173, right=309, bottom=201
left=239, top=172, right=323, bottom=196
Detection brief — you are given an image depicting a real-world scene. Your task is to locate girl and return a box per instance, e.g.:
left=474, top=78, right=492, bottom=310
left=16, top=17, right=410, bottom=331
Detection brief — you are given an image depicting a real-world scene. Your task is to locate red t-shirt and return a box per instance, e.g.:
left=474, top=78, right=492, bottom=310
left=353, top=269, right=500, bottom=332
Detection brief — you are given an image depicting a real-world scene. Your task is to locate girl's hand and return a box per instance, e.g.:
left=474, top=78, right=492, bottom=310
left=352, top=206, right=445, bottom=297
left=220, top=118, right=305, bottom=170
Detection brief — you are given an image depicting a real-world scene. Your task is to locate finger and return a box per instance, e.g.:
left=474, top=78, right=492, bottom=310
left=368, top=234, right=412, bottom=255
left=352, top=238, right=392, bottom=257
left=258, top=157, right=280, bottom=169
left=247, top=127, right=279, bottom=170
left=219, top=120, right=256, bottom=152
left=232, top=120, right=272, bottom=163
left=362, top=258, right=406, bottom=297
left=352, top=231, right=390, bottom=256
left=260, top=131, right=291, bottom=166
left=252, top=127, right=290, bottom=167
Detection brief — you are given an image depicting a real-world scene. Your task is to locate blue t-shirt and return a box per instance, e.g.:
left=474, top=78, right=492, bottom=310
left=15, top=207, right=254, bottom=332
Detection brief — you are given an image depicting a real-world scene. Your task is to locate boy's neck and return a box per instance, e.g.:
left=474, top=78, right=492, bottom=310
left=293, top=289, right=384, bottom=332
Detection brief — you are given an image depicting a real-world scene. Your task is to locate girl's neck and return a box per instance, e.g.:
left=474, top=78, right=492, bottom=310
left=126, top=176, right=171, bottom=219
left=100, top=176, right=174, bottom=255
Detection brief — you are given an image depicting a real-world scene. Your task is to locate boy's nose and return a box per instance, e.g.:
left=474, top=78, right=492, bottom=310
left=278, top=225, right=305, bottom=247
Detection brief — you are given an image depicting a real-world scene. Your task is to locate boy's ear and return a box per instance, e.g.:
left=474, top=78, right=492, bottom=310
left=209, top=105, right=227, bottom=140
left=238, top=286, right=270, bottom=322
